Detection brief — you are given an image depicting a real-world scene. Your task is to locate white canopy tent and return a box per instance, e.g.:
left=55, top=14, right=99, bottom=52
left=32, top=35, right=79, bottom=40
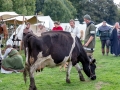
left=6, top=15, right=54, bottom=45
left=37, top=16, right=54, bottom=30
left=0, top=12, right=19, bottom=20
left=6, top=23, right=26, bottom=46
left=60, top=23, right=70, bottom=31
left=29, top=15, right=54, bottom=33
left=4, top=16, right=37, bottom=24
left=5, top=15, right=54, bottom=29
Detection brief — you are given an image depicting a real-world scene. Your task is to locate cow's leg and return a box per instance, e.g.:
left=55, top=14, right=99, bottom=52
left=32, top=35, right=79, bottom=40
left=75, top=63, right=85, bottom=81
left=28, top=59, right=45, bottom=90
left=29, top=67, right=37, bottom=90
left=66, top=61, right=72, bottom=83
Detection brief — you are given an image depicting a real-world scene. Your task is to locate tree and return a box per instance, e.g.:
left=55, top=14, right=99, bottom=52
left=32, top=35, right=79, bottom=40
left=42, top=0, right=76, bottom=22
left=35, top=0, right=44, bottom=14
left=12, top=0, right=27, bottom=15
left=70, top=0, right=118, bottom=24
left=25, top=0, right=36, bottom=15
left=117, top=8, right=120, bottom=23
left=0, top=0, right=13, bottom=11
left=106, top=0, right=118, bottom=25
left=61, top=0, right=77, bottom=19
left=69, top=0, right=81, bottom=8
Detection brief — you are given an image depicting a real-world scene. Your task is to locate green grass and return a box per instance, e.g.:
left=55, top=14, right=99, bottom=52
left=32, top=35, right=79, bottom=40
left=0, top=39, right=120, bottom=90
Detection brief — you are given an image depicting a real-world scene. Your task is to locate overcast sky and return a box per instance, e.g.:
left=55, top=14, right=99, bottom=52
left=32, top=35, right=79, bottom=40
left=114, top=0, right=120, bottom=4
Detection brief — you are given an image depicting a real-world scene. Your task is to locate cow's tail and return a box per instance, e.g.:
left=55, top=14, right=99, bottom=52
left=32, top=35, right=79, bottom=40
left=23, top=63, right=30, bottom=84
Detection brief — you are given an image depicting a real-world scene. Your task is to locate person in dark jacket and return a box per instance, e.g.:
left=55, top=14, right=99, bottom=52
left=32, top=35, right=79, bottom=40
left=110, top=22, right=120, bottom=56
left=83, top=14, right=96, bottom=57
left=98, top=21, right=111, bottom=55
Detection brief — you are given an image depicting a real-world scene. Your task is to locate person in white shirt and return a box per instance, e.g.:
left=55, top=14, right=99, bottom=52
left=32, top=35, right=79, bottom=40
left=35, top=24, right=47, bottom=36
left=66, top=19, right=82, bottom=39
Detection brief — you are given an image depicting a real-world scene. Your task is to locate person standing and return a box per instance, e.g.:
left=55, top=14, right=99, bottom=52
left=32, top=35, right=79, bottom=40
left=97, top=21, right=111, bottom=56
left=110, top=22, right=120, bottom=56
left=52, top=21, right=63, bottom=31
left=83, top=14, right=96, bottom=57
left=20, top=22, right=33, bottom=51
left=38, top=24, right=46, bottom=33
left=35, top=24, right=47, bottom=36
left=23, top=22, right=33, bottom=34
left=66, top=19, right=82, bottom=39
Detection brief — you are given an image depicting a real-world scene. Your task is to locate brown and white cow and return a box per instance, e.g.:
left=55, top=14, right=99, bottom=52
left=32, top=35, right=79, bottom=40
left=23, top=31, right=96, bottom=90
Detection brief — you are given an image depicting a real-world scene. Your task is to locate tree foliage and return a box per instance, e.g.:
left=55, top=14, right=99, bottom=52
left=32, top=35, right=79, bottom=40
left=117, top=8, right=120, bottom=23
left=25, top=0, right=36, bottom=15
left=0, top=0, right=119, bottom=24
left=12, top=0, right=27, bottom=15
left=70, top=0, right=118, bottom=25
left=35, top=0, right=44, bottom=14
left=61, top=0, right=77, bottom=19
left=42, top=0, right=76, bottom=22
left=0, top=0, right=13, bottom=11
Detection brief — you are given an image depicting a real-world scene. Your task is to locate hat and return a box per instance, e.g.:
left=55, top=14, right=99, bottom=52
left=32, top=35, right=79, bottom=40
left=83, top=14, right=91, bottom=20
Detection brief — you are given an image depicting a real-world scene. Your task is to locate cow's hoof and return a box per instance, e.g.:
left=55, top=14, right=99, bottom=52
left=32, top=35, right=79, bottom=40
left=29, top=86, right=37, bottom=90
left=80, top=76, right=85, bottom=81
left=66, top=79, right=71, bottom=83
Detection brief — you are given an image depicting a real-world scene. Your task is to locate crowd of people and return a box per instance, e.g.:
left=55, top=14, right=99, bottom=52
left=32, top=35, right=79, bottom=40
left=97, top=21, right=120, bottom=56
left=0, top=14, right=120, bottom=74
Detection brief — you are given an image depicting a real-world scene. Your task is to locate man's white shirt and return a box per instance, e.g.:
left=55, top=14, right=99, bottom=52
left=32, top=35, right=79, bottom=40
left=66, top=26, right=81, bottom=38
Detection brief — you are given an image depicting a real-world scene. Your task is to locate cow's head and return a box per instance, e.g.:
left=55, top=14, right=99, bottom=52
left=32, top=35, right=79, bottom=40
left=83, top=56, right=96, bottom=80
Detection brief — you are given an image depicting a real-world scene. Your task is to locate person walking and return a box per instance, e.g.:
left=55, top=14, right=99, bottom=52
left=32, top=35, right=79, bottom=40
left=83, top=14, right=96, bottom=57
left=97, top=21, right=111, bottom=55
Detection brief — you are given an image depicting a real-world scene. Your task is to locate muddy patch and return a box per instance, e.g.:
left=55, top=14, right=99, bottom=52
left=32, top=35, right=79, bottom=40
left=95, top=81, right=109, bottom=90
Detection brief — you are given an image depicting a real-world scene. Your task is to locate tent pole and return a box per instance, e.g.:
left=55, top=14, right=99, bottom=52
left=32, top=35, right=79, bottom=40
left=36, top=13, right=38, bottom=33
left=20, top=15, right=25, bottom=52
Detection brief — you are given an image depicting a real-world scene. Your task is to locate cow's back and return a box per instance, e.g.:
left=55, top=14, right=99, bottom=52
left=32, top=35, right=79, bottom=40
left=40, top=31, right=74, bottom=64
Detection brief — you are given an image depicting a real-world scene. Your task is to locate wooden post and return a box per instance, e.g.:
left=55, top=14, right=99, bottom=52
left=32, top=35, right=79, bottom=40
left=36, top=13, right=38, bottom=33
left=20, top=16, right=25, bottom=52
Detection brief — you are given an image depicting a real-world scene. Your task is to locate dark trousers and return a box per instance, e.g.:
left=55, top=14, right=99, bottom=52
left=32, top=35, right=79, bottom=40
left=101, top=40, right=110, bottom=55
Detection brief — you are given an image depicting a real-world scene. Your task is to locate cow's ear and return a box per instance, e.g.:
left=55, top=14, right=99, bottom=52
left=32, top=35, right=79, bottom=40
left=92, top=59, right=96, bottom=63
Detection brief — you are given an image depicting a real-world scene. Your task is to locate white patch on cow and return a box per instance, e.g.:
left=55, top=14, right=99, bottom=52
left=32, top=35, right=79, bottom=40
left=67, top=61, right=73, bottom=79
left=75, top=63, right=81, bottom=71
left=30, top=52, right=56, bottom=74
left=56, top=33, right=76, bottom=67
left=69, top=33, right=76, bottom=59
left=25, top=47, right=28, bottom=63
left=37, top=52, right=43, bottom=58
left=89, top=58, right=92, bottom=62
left=59, top=56, right=69, bottom=66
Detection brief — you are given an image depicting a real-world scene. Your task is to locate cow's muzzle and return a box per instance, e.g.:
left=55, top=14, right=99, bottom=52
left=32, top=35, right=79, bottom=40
left=90, top=75, right=96, bottom=80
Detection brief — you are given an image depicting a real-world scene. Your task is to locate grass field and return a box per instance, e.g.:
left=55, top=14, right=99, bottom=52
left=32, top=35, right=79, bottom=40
left=0, top=39, right=120, bottom=90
